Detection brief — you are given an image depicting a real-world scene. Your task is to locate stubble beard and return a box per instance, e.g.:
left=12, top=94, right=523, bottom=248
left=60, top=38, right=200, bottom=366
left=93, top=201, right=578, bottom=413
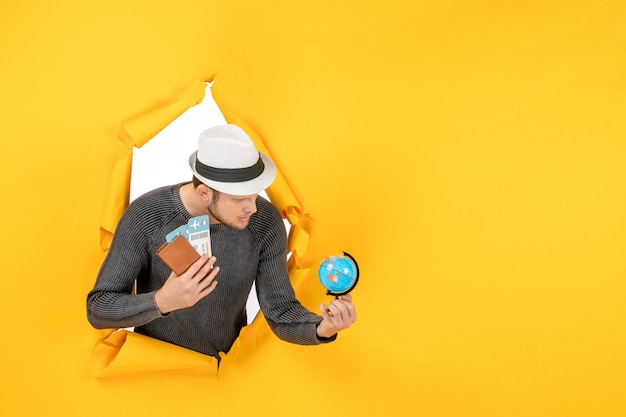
left=206, top=200, right=248, bottom=231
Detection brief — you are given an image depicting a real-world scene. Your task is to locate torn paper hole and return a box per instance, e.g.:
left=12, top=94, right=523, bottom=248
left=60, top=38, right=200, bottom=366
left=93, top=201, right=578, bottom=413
left=129, top=83, right=291, bottom=324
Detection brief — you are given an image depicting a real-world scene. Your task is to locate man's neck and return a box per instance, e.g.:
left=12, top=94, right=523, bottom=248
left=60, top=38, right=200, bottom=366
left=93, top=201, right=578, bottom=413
left=179, top=183, right=209, bottom=218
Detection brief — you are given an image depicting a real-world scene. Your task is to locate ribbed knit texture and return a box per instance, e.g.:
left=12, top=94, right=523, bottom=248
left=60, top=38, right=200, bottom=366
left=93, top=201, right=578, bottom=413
left=87, top=183, right=332, bottom=358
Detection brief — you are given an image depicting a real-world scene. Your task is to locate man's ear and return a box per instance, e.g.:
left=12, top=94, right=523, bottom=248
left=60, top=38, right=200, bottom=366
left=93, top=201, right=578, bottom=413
left=196, top=183, right=212, bottom=201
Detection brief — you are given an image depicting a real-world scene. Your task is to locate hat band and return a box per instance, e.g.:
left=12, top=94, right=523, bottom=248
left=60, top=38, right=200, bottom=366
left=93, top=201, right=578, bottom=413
left=196, top=153, right=265, bottom=183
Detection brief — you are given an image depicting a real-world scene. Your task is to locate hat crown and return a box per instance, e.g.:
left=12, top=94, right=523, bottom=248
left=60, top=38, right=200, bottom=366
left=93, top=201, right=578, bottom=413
left=189, top=124, right=277, bottom=196
left=197, top=124, right=259, bottom=169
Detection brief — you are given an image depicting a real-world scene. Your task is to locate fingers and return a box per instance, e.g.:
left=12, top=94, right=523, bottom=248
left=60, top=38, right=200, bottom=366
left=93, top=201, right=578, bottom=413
left=341, top=295, right=356, bottom=322
left=196, top=257, right=219, bottom=280
left=178, top=255, right=218, bottom=283
left=185, top=255, right=216, bottom=279
left=196, top=256, right=219, bottom=291
left=199, top=277, right=218, bottom=297
left=330, top=297, right=357, bottom=321
left=319, top=302, right=332, bottom=320
left=199, top=264, right=219, bottom=291
left=319, top=296, right=357, bottom=329
left=178, top=255, right=220, bottom=295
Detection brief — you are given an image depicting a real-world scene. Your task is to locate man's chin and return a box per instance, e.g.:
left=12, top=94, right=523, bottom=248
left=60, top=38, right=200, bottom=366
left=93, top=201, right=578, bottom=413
left=226, top=220, right=249, bottom=230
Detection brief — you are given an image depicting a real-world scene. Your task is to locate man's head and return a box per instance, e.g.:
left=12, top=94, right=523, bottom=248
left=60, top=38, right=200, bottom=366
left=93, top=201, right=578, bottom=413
left=189, top=124, right=276, bottom=229
left=189, top=124, right=276, bottom=195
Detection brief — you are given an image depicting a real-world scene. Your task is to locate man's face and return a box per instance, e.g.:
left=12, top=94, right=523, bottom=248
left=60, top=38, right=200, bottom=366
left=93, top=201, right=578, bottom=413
left=206, top=190, right=258, bottom=230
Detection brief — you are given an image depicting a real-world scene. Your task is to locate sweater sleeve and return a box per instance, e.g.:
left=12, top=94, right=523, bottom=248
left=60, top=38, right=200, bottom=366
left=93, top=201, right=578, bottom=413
left=253, top=200, right=336, bottom=345
left=86, top=204, right=164, bottom=329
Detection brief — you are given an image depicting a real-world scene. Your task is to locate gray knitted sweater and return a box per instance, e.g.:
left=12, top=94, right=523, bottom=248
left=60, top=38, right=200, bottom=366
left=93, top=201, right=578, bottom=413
left=87, top=183, right=331, bottom=358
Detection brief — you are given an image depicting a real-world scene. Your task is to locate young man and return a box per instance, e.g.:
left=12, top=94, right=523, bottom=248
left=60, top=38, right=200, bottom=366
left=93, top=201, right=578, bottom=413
left=87, top=124, right=356, bottom=359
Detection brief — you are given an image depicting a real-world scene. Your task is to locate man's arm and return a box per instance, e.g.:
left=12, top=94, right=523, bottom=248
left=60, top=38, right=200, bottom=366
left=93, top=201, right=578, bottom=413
left=86, top=206, right=161, bottom=329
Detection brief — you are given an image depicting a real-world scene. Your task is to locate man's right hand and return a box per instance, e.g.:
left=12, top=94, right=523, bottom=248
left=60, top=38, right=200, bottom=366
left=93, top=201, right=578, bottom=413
left=154, top=255, right=219, bottom=314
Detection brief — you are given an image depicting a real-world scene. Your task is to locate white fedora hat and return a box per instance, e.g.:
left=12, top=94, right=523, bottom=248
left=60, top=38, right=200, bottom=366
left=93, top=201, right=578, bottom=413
left=189, top=124, right=276, bottom=195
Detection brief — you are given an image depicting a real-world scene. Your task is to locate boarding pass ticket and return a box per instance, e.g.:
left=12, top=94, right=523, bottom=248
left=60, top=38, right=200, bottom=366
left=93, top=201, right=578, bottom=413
left=165, top=215, right=212, bottom=257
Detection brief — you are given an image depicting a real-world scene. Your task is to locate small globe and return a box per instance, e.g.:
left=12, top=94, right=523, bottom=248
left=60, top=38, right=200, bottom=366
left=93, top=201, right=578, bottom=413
left=318, top=252, right=359, bottom=296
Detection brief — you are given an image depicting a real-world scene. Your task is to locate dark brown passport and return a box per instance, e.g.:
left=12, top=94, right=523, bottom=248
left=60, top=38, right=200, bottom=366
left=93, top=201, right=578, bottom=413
left=156, top=234, right=201, bottom=275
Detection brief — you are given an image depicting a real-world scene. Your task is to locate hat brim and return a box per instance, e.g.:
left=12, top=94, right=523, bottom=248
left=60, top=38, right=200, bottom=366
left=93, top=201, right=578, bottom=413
left=189, top=151, right=277, bottom=196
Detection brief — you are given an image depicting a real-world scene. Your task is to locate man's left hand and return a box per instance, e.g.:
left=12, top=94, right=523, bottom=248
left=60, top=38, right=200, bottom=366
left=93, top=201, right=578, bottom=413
left=316, top=294, right=357, bottom=339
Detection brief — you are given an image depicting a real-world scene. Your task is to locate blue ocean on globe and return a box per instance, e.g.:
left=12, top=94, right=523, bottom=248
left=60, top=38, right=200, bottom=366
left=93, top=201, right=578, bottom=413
left=318, top=254, right=358, bottom=295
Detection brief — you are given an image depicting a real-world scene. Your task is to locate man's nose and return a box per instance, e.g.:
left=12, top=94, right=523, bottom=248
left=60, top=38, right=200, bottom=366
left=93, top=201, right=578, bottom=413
left=244, top=196, right=257, bottom=213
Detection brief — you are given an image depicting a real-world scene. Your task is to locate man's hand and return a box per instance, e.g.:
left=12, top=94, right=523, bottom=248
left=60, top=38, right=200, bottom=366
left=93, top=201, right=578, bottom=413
left=154, top=255, right=219, bottom=314
left=316, top=294, right=357, bottom=339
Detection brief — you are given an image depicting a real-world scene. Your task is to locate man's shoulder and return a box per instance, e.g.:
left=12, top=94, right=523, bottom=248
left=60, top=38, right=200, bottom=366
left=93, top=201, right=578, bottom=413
left=121, top=184, right=183, bottom=225
left=248, top=196, right=286, bottom=249
left=249, top=196, right=284, bottom=234
left=127, top=185, right=179, bottom=211
left=132, top=184, right=179, bottom=206
left=255, top=195, right=281, bottom=219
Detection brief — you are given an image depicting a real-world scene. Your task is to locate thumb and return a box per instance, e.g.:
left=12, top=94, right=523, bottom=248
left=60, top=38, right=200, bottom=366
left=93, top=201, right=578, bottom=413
left=319, top=302, right=331, bottom=320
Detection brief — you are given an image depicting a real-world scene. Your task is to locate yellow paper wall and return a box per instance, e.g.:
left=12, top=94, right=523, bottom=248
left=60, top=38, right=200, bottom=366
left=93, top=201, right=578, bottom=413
left=1, top=1, right=625, bottom=416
